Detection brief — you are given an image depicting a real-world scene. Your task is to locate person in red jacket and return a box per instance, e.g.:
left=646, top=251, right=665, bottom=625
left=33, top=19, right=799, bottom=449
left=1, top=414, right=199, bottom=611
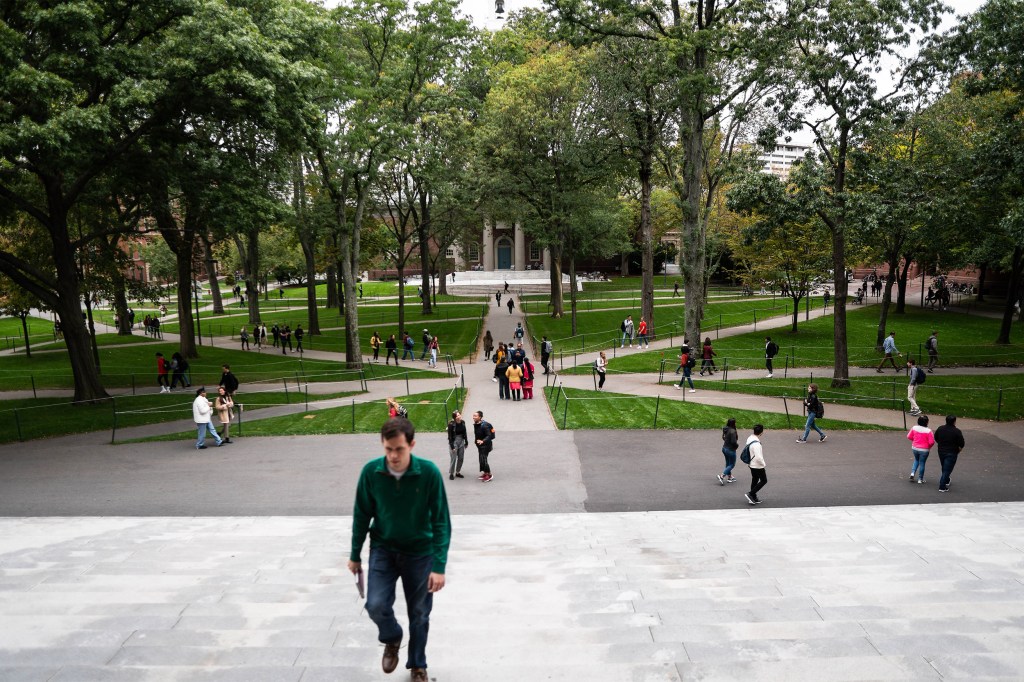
left=155, top=352, right=170, bottom=393
left=636, top=318, right=650, bottom=348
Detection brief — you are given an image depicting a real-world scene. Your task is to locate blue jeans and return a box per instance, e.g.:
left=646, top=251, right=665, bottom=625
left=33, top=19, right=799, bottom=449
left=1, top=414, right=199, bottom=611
left=366, top=547, right=434, bottom=670
left=402, top=347, right=414, bottom=360
left=621, top=332, right=632, bottom=347
left=911, top=448, right=930, bottom=480
left=195, top=422, right=221, bottom=448
left=678, top=367, right=693, bottom=389
left=721, top=447, right=736, bottom=477
left=939, top=453, right=958, bottom=490
left=802, top=414, right=825, bottom=440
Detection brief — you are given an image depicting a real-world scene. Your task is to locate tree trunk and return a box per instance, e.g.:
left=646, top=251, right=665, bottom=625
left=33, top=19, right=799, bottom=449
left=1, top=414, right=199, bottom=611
left=245, top=233, right=261, bottom=326
left=173, top=247, right=198, bottom=359
left=996, top=246, right=1023, bottom=344
left=438, top=258, right=448, bottom=296
left=568, top=228, right=578, bottom=336
left=895, top=257, right=911, bottom=314
left=417, top=192, right=433, bottom=315
left=19, top=313, right=31, bottom=358
left=83, top=293, right=101, bottom=370
left=639, top=161, right=655, bottom=341
left=791, top=294, right=802, bottom=332
left=549, top=243, right=564, bottom=317
left=620, top=252, right=630, bottom=277
left=828, top=128, right=851, bottom=388
left=335, top=258, right=345, bottom=316
left=326, top=265, right=338, bottom=309
left=302, top=243, right=320, bottom=335
left=204, top=239, right=224, bottom=316
left=396, top=264, right=406, bottom=340
left=977, top=262, right=987, bottom=302
left=681, top=116, right=707, bottom=347
left=340, top=235, right=361, bottom=367
left=113, top=284, right=132, bottom=336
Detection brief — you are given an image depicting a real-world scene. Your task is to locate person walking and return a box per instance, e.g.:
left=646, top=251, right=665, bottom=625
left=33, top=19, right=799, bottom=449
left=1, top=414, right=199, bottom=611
left=522, top=357, right=535, bottom=400
left=483, top=330, right=494, bottom=361
left=385, top=334, right=399, bottom=365
left=823, top=289, right=831, bottom=309
left=540, top=336, right=553, bottom=374
left=219, top=364, right=239, bottom=397
left=370, top=332, right=381, bottom=363
left=240, top=326, right=250, bottom=350
left=764, top=336, right=779, bottom=378
left=672, top=282, right=680, bottom=297
left=504, top=280, right=509, bottom=293
left=495, top=291, right=502, bottom=307
left=271, top=323, right=280, bottom=348
left=428, top=335, right=439, bottom=368
left=925, top=330, right=939, bottom=373
left=506, top=297, right=515, bottom=314
left=744, top=424, right=766, bottom=505
left=402, top=331, right=415, bottom=361
left=636, top=318, right=650, bottom=348
left=170, top=352, right=188, bottom=390
left=192, top=387, right=224, bottom=450
left=294, top=325, right=304, bottom=353
left=347, top=418, right=451, bottom=682
left=156, top=352, right=170, bottom=393
left=446, top=411, right=467, bottom=480
left=620, top=315, right=634, bottom=348
left=934, top=415, right=965, bottom=493
left=675, top=344, right=695, bottom=392
left=907, top=358, right=925, bottom=416
left=513, top=322, right=525, bottom=343
left=796, top=383, right=827, bottom=443
left=718, top=418, right=739, bottom=485
left=876, top=331, right=902, bottom=372
left=699, top=337, right=717, bottom=376
left=595, top=351, right=607, bottom=391
left=281, top=325, right=292, bottom=354
left=496, top=353, right=511, bottom=400
left=506, top=361, right=524, bottom=401
left=420, top=329, right=431, bottom=360
left=907, top=414, right=935, bottom=484
left=258, top=324, right=266, bottom=349
left=472, top=411, right=495, bottom=482
left=215, top=386, right=234, bottom=443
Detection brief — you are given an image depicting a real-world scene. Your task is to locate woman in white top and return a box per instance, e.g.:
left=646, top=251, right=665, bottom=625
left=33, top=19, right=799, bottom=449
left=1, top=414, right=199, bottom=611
left=596, top=351, right=607, bottom=391
left=744, top=424, right=766, bottom=505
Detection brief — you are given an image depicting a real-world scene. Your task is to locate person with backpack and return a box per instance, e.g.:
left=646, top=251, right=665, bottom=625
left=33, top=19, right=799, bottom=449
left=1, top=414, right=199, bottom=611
left=496, top=353, right=511, bottom=400
left=743, top=424, right=767, bottom=505
left=170, top=352, right=188, bottom=390
left=796, top=383, right=827, bottom=443
left=764, top=336, right=779, bottom=378
left=421, top=329, right=431, bottom=360
left=675, top=343, right=695, bottom=392
left=402, top=331, right=415, bottom=361
left=718, top=418, right=739, bottom=485
left=513, top=323, right=525, bottom=342
left=925, top=330, right=939, bottom=373
left=506, top=297, right=515, bottom=314
left=540, top=336, right=553, bottom=374
left=219, top=364, right=240, bottom=397
left=620, top=315, right=634, bottom=348
left=907, top=358, right=926, bottom=416
left=472, top=411, right=495, bottom=482
left=370, top=331, right=381, bottom=363
left=595, top=351, right=608, bottom=391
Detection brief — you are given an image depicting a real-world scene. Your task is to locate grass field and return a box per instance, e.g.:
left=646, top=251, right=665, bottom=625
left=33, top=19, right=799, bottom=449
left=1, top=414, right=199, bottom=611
left=525, top=297, right=824, bottom=354
left=129, top=388, right=465, bottom=441
left=0, top=388, right=362, bottom=444
left=685, top=373, right=1024, bottom=422
left=544, top=386, right=890, bottom=431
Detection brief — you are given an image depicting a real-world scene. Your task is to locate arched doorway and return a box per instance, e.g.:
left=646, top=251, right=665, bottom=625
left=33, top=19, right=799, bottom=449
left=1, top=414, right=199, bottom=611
left=496, top=237, right=513, bottom=270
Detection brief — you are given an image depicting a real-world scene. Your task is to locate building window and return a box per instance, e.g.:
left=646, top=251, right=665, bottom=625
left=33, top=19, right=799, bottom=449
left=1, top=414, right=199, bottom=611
left=445, top=247, right=455, bottom=258
left=467, top=243, right=479, bottom=262
left=529, top=241, right=541, bottom=261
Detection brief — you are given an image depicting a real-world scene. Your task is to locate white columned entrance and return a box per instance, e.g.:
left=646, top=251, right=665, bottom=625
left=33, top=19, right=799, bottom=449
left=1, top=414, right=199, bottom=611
left=483, top=219, right=494, bottom=272
left=542, top=248, right=550, bottom=271
left=514, top=223, right=526, bottom=271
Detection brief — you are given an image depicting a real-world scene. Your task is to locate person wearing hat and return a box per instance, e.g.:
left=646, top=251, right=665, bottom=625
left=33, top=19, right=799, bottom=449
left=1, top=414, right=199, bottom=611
left=192, top=387, right=224, bottom=450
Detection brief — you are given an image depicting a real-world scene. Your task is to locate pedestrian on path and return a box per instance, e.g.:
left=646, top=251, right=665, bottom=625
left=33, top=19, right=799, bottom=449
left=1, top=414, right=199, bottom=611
left=926, top=330, right=939, bottom=372
left=281, top=325, right=292, bottom=354
left=764, top=336, right=779, bottom=378
left=370, top=332, right=381, bottom=363
left=637, top=318, right=649, bottom=348
left=215, top=386, right=234, bottom=444
left=192, top=387, right=224, bottom=450
left=744, top=424, right=766, bottom=505
left=823, top=289, right=831, bottom=309
left=514, top=322, right=525, bottom=342
left=402, top=331, right=415, bottom=361
left=428, top=335, right=439, bottom=368
left=504, top=280, right=509, bottom=293
left=522, top=357, right=535, bottom=399
left=621, top=315, right=634, bottom=348
left=294, top=325, right=304, bottom=353
left=506, top=361, right=524, bottom=401
left=446, top=411, right=467, bottom=480
left=699, top=337, right=716, bottom=376
left=506, top=297, right=515, bottom=314
left=496, top=354, right=511, bottom=400
left=675, top=344, right=695, bottom=392
left=240, top=326, right=250, bottom=350
left=718, top=418, right=739, bottom=485
left=156, top=352, right=170, bottom=393
left=495, top=291, right=501, bottom=307
left=347, top=418, right=450, bottom=682
left=907, top=358, right=925, bottom=416
left=219, top=364, right=239, bottom=397
left=673, top=282, right=680, bottom=297
left=483, top=331, right=494, bottom=361
left=473, top=411, right=495, bottom=482
left=385, top=334, right=399, bottom=365
left=540, top=336, right=552, bottom=374
left=258, top=324, right=266, bottom=349
left=421, top=329, right=431, bottom=360
left=907, top=414, right=935, bottom=484
left=876, top=331, right=901, bottom=372
left=272, top=324, right=280, bottom=348
left=170, top=352, right=188, bottom=390
left=935, top=415, right=965, bottom=493
left=797, top=383, right=827, bottom=443
left=595, top=351, right=607, bottom=391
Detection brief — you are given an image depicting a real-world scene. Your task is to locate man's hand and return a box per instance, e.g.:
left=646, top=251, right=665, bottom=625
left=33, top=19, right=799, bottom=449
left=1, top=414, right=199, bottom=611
left=475, top=439, right=483, bottom=445
left=428, top=572, right=445, bottom=593
left=347, top=560, right=361, bottom=575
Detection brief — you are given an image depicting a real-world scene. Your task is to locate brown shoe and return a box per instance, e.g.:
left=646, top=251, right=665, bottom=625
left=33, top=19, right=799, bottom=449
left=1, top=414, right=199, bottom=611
left=410, top=668, right=428, bottom=681
left=382, top=640, right=401, bottom=674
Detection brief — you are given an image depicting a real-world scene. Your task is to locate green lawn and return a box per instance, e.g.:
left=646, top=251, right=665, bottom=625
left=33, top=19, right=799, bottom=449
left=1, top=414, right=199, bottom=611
left=129, top=388, right=465, bottom=441
left=526, top=297, right=823, bottom=354
left=544, top=386, right=890, bottom=431
left=694, top=373, right=1024, bottom=422
left=26, top=333, right=161, bottom=352
left=0, top=389, right=362, bottom=444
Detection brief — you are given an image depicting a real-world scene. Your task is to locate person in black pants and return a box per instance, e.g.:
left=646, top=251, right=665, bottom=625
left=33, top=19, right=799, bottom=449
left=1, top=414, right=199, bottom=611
left=384, top=334, right=399, bottom=365
left=496, top=356, right=511, bottom=400
left=764, top=337, right=779, bottom=378
left=744, top=424, right=767, bottom=505
left=934, top=415, right=965, bottom=492
left=472, top=411, right=495, bottom=482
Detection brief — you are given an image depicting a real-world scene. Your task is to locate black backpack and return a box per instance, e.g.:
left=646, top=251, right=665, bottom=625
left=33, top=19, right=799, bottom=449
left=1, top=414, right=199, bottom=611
left=686, top=354, right=696, bottom=369
left=396, top=404, right=409, bottom=418
left=814, top=398, right=824, bottom=418
left=621, top=320, right=627, bottom=332
left=740, top=442, right=753, bottom=464
left=915, top=367, right=926, bottom=384
left=926, top=336, right=936, bottom=351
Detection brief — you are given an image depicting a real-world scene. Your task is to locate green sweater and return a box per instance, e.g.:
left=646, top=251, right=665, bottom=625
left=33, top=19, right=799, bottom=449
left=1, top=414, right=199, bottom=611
left=349, top=454, right=452, bottom=574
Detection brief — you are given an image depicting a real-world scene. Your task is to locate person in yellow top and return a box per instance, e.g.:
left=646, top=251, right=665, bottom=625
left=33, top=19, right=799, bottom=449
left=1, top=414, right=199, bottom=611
left=492, top=343, right=506, bottom=383
left=505, top=362, right=524, bottom=401
left=370, top=331, right=381, bottom=363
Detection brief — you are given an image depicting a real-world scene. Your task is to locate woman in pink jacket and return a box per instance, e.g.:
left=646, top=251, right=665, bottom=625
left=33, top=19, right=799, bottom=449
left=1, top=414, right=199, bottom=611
left=907, top=414, right=936, bottom=484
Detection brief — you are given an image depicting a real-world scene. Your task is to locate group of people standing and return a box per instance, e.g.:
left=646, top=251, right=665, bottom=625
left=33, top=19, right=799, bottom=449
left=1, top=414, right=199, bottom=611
left=374, top=329, right=440, bottom=367
left=489, top=330, right=536, bottom=401
left=237, top=323, right=304, bottom=354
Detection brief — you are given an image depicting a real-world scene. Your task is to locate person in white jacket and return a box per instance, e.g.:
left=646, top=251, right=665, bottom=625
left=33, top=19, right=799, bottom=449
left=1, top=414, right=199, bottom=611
left=192, top=387, right=223, bottom=450
left=744, top=424, right=767, bottom=505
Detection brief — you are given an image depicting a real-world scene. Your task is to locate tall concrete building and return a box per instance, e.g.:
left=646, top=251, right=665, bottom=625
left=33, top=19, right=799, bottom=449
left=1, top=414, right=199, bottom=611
left=759, top=142, right=812, bottom=179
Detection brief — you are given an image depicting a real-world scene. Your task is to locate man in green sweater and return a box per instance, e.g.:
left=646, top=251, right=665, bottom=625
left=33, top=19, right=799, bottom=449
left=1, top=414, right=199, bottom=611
left=348, top=418, right=451, bottom=681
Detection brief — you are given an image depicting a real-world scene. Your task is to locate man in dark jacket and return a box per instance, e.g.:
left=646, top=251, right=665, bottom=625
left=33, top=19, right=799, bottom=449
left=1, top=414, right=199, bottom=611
left=218, top=365, right=239, bottom=396
left=347, top=418, right=451, bottom=681
left=934, top=415, right=966, bottom=493
left=473, top=411, right=495, bottom=483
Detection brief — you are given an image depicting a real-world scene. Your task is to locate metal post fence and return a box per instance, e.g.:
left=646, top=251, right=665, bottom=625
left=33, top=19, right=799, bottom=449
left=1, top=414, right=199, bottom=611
left=352, top=399, right=357, bottom=432
left=653, top=395, right=661, bottom=428
left=30, top=375, right=36, bottom=399
left=562, top=396, right=569, bottom=429
left=997, top=388, right=1003, bottom=422
left=405, top=371, right=410, bottom=396
left=782, top=396, right=791, bottom=429
left=110, top=398, right=117, bottom=444
left=283, top=379, right=289, bottom=404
